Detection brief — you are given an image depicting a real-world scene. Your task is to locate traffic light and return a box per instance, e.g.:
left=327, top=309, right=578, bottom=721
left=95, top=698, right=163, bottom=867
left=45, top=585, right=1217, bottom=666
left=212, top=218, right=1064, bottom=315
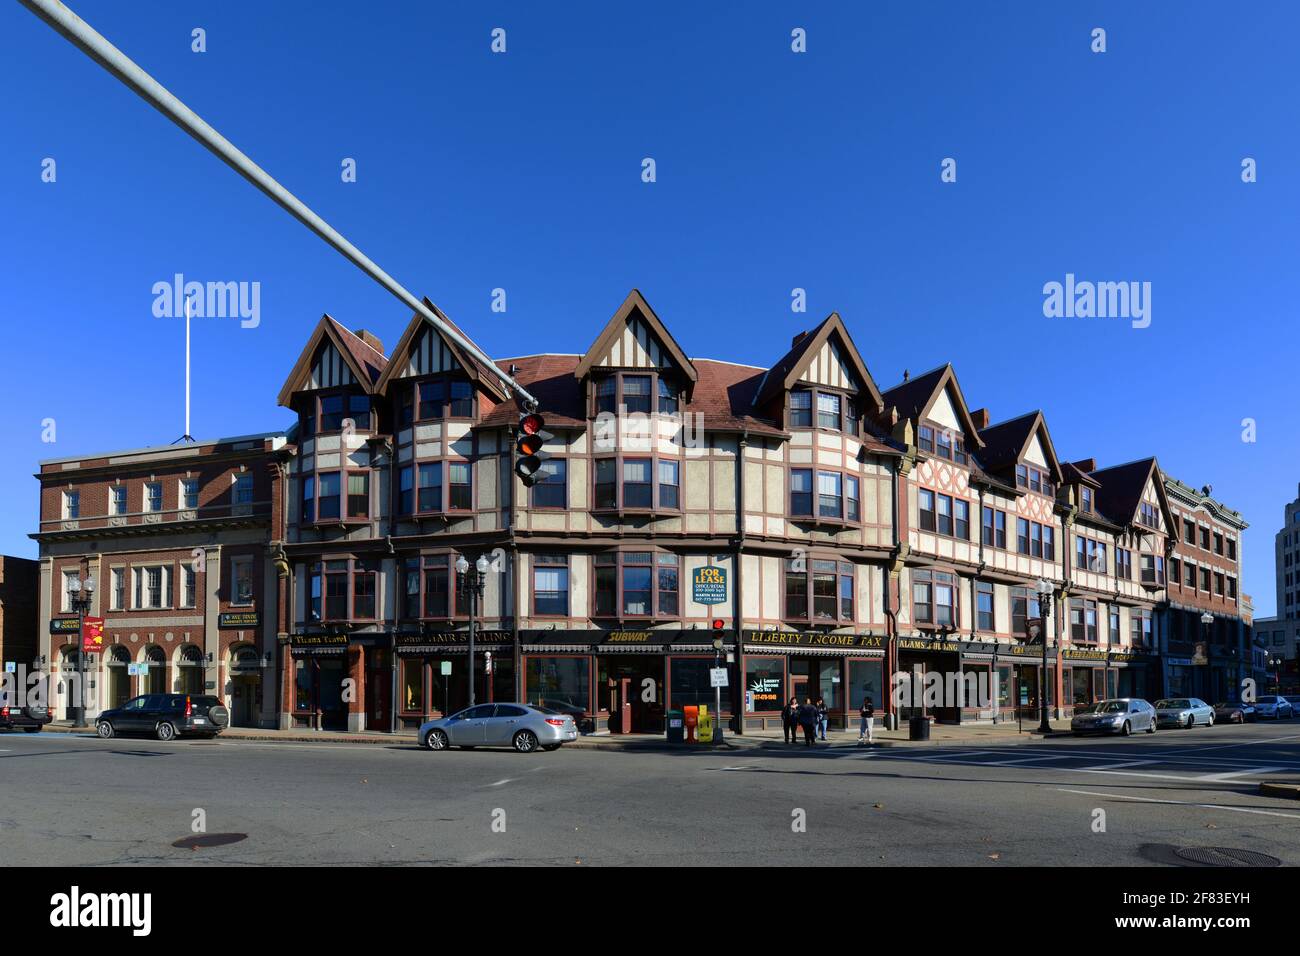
left=515, top=410, right=552, bottom=487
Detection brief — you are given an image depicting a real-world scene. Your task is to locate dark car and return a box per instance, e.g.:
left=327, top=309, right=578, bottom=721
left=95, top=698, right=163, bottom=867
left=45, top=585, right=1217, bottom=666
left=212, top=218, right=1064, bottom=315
left=96, top=694, right=229, bottom=741
left=0, top=701, right=52, bottom=733
left=1212, top=701, right=1251, bottom=724
left=538, top=698, right=594, bottom=734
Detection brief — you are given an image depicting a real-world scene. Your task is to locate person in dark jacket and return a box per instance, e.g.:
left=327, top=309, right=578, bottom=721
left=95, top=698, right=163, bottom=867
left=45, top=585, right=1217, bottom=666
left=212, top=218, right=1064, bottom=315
left=798, top=697, right=819, bottom=747
left=781, top=696, right=799, bottom=745
left=815, top=697, right=829, bottom=740
left=858, top=697, right=875, bottom=745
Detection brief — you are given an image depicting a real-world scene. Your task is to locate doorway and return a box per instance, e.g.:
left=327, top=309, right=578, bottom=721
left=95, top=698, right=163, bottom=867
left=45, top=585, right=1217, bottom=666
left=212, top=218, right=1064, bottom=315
left=230, top=675, right=261, bottom=727
left=596, top=656, right=664, bottom=733
left=365, top=649, right=392, bottom=731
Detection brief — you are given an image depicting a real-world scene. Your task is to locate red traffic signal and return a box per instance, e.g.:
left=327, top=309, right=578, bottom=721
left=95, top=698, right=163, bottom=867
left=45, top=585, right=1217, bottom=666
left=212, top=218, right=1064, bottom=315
left=515, top=411, right=552, bottom=487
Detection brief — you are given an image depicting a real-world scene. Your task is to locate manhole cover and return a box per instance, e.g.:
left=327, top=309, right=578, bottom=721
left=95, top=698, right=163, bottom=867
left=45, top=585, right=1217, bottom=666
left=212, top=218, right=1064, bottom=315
left=171, top=833, right=248, bottom=850
left=1174, top=846, right=1281, bottom=868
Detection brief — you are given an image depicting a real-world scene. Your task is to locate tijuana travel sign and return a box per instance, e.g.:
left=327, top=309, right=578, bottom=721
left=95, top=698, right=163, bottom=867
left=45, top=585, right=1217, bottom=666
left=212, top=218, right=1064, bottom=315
left=692, top=566, right=728, bottom=605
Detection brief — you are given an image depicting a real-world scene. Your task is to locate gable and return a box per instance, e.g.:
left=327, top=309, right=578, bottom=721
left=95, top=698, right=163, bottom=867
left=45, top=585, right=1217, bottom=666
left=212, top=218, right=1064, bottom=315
left=310, top=340, right=358, bottom=390
left=798, top=339, right=859, bottom=392
left=575, top=290, right=698, bottom=386
left=398, top=324, right=463, bottom=379
left=927, top=386, right=962, bottom=432
left=594, top=310, right=675, bottom=370
left=1023, top=433, right=1049, bottom=469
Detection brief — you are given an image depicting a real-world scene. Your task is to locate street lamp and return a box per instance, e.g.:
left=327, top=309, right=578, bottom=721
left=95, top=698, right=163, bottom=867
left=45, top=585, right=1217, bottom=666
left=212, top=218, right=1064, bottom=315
left=67, top=572, right=95, bottom=729
left=1201, top=611, right=1214, bottom=699
left=1268, top=656, right=1283, bottom=695
left=1035, top=577, right=1054, bottom=734
left=455, top=553, right=491, bottom=708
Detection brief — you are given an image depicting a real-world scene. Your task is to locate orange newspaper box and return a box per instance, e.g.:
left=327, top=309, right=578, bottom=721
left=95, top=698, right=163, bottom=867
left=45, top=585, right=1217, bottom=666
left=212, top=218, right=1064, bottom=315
left=683, top=705, right=699, bottom=744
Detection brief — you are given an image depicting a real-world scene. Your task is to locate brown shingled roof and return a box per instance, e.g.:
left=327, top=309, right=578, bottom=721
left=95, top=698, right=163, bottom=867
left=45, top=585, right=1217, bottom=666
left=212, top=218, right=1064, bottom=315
left=326, top=316, right=386, bottom=386
left=1089, top=457, right=1160, bottom=526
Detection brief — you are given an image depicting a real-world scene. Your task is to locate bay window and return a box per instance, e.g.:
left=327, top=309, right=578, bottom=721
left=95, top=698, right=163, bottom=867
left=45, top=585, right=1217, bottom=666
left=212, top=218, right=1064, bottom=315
left=623, top=459, right=652, bottom=508
left=532, top=459, right=567, bottom=509
left=346, top=472, right=369, bottom=519
left=1011, top=587, right=1042, bottom=639
left=593, top=552, right=680, bottom=618
left=785, top=559, right=854, bottom=622
left=816, top=392, right=841, bottom=430
left=622, top=375, right=651, bottom=414
left=593, top=456, right=682, bottom=511
left=791, top=468, right=859, bottom=523
left=402, top=555, right=455, bottom=619
left=658, top=378, right=680, bottom=414
left=410, top=376, right=475, bottom=422
left=317, top=472, right=341, bottom=520
left=417, top=463, right=442, bottom=513
left=397, top=466, right=413, bottom=515
left=449, top=462, right=472, bottom=510
left=309, top=558, right=377, bottom=621
left=921, top=489, right=967, bottom=539
left=789, top=387, right=855, bottom=434
left=790, top=390, right=812, bottom=427
left=912, top=569, right=956, bottom=627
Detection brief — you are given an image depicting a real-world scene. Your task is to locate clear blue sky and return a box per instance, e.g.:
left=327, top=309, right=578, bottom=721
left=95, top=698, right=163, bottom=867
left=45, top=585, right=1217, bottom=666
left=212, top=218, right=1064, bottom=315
left=2, top=1, right=1296, bottom=614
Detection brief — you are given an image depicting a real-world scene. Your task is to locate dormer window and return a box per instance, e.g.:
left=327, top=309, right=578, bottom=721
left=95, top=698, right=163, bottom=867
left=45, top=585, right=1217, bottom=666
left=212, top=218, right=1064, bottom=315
left=789, top=387, right=856, bottom=436
left=592, top=371, right=680, bottom=419
left=658, top=379, right=680, bottom=415
left=405, top=376, right=474, bottom=424
left=303, top=392, right=370, bottom=437
left=917, top=424, right=966, bottom=465
left=1016, top=464, right=1054, bottom=497
left=1081, top=487, right=1094, bottom=513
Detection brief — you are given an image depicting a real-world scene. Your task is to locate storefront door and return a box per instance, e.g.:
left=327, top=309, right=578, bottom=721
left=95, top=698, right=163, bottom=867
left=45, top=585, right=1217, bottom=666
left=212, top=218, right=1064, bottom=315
left=597, top=656, right=664, bottom=733
left=366, top=649, right=392, bottom=732
left=317, top=658, right=347, bottom=730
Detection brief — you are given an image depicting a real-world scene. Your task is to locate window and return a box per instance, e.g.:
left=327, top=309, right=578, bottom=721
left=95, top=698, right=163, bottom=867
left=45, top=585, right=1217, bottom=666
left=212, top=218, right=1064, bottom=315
left=323, top=561, right=348, bottom=620
left=180, top=478, right=199, bottom=510
left=918, top=425, right=934, bottom=454
left=132, top=565, right=171, bottom=610
left=233, top=474, right=254, bottom=507
left=593, top=553, right=680, bottom=618
left=1116, top=548, right=1132, bottom=580
left=920, top=489, right=936, bottom=532
left=110, top=568, right=125, bottom=611
left=110, top=486, right=128, bottom=515
left=61, top=570, right=78, bottom=613
left=1081, top=487, right=1093, bottom=513
left=320, top=395, right=345, bottom=431
left=1070, top=598, right=1098, bottom=643
left=352, top=560, right=377, bottom=619
left=1010, top=587, right=1042, bottom=639
left=397, top=466, right=413, bottom=515
left=1109, top=606, right=1121, bottom=643
left=448, top=381, right=473, bottom=418
left=1016, top=464, right=1028, bottom=488
left=318, top=472, right=341, bottom=520
left=301, top=475, right=315, bottom=523
left=1200, top=567, right=1211, bottom=591
left=791, top=469, right=813, bottom=516
left=595, top=459, right=616, bottom=510
left=1018, top=519, right=1053, bottom=558
left=533, top=459, right=567, bottom=509
left=1227, top=539, right=1237, bottom=561
left=401, top=556, right=454, bottom=619
left=232, top=556, right=254, bottom=606
left=976, top=582, right=994, bottom=632
left=63, top=491, right=80, bottom=519
left=816, top=392, right=841, bottom=431
left=846, top=476, right=860, bottom=522
left=1076, top=534, right=1107, bottom=573
left=1130, top=609, right=1153, bottom=648
left=145, top=482, right=163, bottom=513
left=982, top=507, right=1007, bottom=549
left=596, top=377, right=616, bottom=415
left=1184, top=562, right=1196, bottom=588
left=418, top=380, right=445, bottom=420
left=1199, top=526, right=1210, bottom=550
left=658, top=460, right=680, bottom=509
left=1227, top=576, right=1237, bottom=600
left=398, top=388, right=414, bottom=428
left=1043, top=526, right=1055, bottom=560
left=532, top=555, right=569, bottom=616
left=657, top=378, right=680, bottom=415
left=623, top=459, right=652, bottom=509
left=1213, top=532, right=1224, bottom=555
left=818, top=472, right=843, bottom=518
left=448, top=462, right=472, bottom=510
left=1139, top=502, right=1158, bottom=529
left=346, top=473, right=369, bottom=519
left=622, top=376, right=651, bottom=415
left=1140, top=554, right=1164, bottom=585
left=1214, top=572, right=1225, bottom=596
left=785, top=559, right=854, bottom=622
left=308, top=560, right=377, bottom=621
left=417, top=463, right=442, bottom=513
left=182, top=566, right=195, bottom=608
left=789, top=390, right=812, bottom=427
left=1183, top=519, right=1196, bottom=545
left=1018, top=518, right=1031, bottom=555
left=912, top=569, right=956, bottom=626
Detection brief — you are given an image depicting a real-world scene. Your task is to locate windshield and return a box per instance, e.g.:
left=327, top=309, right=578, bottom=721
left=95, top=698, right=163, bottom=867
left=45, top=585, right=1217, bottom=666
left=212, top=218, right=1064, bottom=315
left=1156, top=699, right=1189, bottom=709
left=1088, top=701, right=1126, bottom=714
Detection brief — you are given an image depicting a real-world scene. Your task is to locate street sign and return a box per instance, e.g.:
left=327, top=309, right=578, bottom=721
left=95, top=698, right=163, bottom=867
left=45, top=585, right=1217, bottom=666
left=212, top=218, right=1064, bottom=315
left=4, top=661, right=14, bottom=673
left=127, top=663, right=138, bottom=676
left=440, top=661, right=452, bottom=676
left=692, top=566, right=728, bottom=606
left=709, top=667, right=729, bottom=688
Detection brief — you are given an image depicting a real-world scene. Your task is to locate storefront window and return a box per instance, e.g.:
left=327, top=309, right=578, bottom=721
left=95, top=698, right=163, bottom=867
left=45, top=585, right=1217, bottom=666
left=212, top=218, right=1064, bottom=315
left=402, top=658, right=423, bottom=712
left=294, top=658, right=314, bottom=711
left=670, top=658, right=715, bottom=709
left=1072, top=668, right=1093, bottom=706
left=525, top=656, right=590, bottom=713
left=745, top=657, right=784, bottom=711
left=817, top=659, right=842, bottom=709
left=849, top=660, right=884, bottom=710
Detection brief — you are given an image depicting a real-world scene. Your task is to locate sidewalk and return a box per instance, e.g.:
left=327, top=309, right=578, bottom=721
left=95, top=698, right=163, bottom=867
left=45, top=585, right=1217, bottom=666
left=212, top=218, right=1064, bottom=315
left=39, top=718, right=1073, bottom=751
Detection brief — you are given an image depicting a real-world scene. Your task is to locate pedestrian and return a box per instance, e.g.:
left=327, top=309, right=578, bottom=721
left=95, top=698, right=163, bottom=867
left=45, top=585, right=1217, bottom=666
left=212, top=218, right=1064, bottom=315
left=858, top=696, right=875, bottom=745
left=781, top=696, right=799, bottom=745
left=798, top=697, right=818, bottom=747
left=815, top=696, right=828, bottom=740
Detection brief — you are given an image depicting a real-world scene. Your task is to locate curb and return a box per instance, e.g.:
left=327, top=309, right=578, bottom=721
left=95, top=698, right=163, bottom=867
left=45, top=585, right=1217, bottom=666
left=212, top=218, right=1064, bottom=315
left=1259, top=782, right=1300, bottom=799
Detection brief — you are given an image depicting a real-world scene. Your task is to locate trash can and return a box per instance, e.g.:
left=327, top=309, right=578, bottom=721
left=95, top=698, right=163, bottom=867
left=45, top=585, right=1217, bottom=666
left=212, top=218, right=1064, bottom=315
left=908, top=715, right=930, bottom=741
left=666, top=709, right=684, bottom=744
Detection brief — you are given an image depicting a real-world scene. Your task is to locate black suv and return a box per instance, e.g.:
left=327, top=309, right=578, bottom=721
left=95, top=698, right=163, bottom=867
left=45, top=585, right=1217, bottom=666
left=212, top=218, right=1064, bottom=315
left=96, top=694, right=230, bottom=741
left=0, top=701, right=52, bottom=733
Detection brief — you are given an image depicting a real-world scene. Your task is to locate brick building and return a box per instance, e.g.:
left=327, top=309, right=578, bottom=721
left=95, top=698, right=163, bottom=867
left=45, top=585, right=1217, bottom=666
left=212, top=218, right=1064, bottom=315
left=0, top=555, right=39, bottom=672
left=32, top=289, right=1251, bottom=733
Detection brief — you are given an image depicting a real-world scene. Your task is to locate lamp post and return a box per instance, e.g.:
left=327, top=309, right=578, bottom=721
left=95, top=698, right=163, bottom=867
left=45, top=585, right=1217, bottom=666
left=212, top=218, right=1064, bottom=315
left=67, top=572, right=95, bottom=729
left=1200, top=611, right=1214, bottom=699
left=1268, top=656, right=1283, bottom=695
left=1035, top=577, right=1054, bottom=734
left=456, top=554, right=491, bottom=708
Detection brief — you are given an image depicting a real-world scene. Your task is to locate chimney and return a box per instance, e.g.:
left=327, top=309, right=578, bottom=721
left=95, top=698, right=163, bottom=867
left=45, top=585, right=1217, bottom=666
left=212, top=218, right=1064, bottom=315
left=354, top=329, right=384, bottom=354
left=971, top=408, right=990, bottom=430
left=1074, top=457, right=1097, bottom=474
left=791, top=330, right=809, bottom=348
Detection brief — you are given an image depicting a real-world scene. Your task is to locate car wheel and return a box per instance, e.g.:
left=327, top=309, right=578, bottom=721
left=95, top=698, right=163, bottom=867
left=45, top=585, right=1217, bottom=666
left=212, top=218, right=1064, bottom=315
left=424, top=728, right=448, bottom=751
left=1208, top=714, right=1215, bottom=727
left=156, top=721, right=177, bottom=742
left=96, top=721, right=114, bottom=739
left=513, top=729, right=539, bottom=753
left=1235, top=713, right=1244, bottom=724
left=1121, top=720, right=1132, bottom=737
left=1146, top=720, right=1156, bottom=734
left=542, top=743, right=562, bottom=751
left=1186, top=715, right=1195, bottom=729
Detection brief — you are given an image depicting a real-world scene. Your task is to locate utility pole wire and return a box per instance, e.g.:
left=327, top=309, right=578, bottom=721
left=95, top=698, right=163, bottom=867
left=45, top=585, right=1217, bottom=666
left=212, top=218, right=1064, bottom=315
left=19, top=0, right=537, bottom=407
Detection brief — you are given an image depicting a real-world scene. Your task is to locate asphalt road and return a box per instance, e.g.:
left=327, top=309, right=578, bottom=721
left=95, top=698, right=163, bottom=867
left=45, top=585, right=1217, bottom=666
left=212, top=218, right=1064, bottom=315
left=3, top=722, right=1299, bottom=866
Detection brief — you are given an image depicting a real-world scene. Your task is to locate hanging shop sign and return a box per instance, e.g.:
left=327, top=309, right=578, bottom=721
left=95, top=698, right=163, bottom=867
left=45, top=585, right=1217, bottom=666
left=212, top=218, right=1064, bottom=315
left=744, top=630, right=885, bottom=650
left=218, top=611, right=260, bottom=629
left=50, top=618, right=81, bottom=634
left=81, top=617, right=105, bottom=654
left=1063, top=648, right=1108, bottom=662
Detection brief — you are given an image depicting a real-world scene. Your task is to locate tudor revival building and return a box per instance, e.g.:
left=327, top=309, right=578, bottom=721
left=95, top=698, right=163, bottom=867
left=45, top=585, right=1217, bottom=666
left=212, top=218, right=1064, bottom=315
left=32, top=290, right=1250, bottom=732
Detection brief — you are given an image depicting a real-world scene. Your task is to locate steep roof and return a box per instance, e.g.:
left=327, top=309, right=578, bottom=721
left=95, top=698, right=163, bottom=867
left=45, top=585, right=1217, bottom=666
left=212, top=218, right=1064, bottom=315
left=754, top=312, right=884, bottom=412
left=373, top=297, right=509, bottom=401
left=573, top=290, right=698, bottom=388
left=1089, top=457, right=1166, bottom=527
left=880, top=363, right=986, bottom=450
left=977, top=410, right=1060, bottom=478
left=276, top=315, right=388, bottom=407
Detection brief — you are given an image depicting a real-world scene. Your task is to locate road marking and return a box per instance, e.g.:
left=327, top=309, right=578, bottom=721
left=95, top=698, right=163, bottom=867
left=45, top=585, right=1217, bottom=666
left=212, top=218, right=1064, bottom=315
left=1056, top=788, right=1300, bottom=820
left=1078, top=760, right=1152, bottom=771
left=485, top=778, right=514, bottom=788
left=1200, top=767, right=1285, bottom=781
left=980, top=755, right=1075, bottom=766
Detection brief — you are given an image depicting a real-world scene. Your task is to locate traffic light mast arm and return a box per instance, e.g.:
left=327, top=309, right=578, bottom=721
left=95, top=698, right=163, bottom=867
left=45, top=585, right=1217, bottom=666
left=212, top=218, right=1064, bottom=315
left=18, top=0, right=538, bottom=408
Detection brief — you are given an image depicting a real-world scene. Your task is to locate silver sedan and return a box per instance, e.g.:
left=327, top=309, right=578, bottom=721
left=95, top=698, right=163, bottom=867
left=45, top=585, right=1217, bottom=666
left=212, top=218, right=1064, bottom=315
left=1071, top=698, right=1157, bottom=736
left=1154, top=697, right=1215, bottom=729
left=419, top=703, right=578, bottom=753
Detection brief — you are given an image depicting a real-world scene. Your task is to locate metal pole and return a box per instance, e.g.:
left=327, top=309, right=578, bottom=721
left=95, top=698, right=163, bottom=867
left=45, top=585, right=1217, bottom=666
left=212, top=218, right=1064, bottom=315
left=18, top=0, right=538, bottom=408
left=1037, top=595, right=1052, bottom=735
left=467, top=578, right=477, bottom=709
left=73, top=599, right=87, bottom=728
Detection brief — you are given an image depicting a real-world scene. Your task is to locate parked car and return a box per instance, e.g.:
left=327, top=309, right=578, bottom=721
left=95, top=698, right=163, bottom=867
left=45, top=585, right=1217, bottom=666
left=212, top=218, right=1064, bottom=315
left=0, top=701, right=52, bottom=733
left=1213, top=701, right=1252, bottom=724
left=1154, top=697, right=1215, bottom=729
left=95, top=694, right=229, bottom=740
left=1283, top=695, right=1300, bottom=715
left=538, top=698, right=594, bottom=734
left=419, top=703, right=578, bottom=753
left=1253, top=695, right=1294, bottom=720
left=1071, top=698, right=1156, bottom=736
